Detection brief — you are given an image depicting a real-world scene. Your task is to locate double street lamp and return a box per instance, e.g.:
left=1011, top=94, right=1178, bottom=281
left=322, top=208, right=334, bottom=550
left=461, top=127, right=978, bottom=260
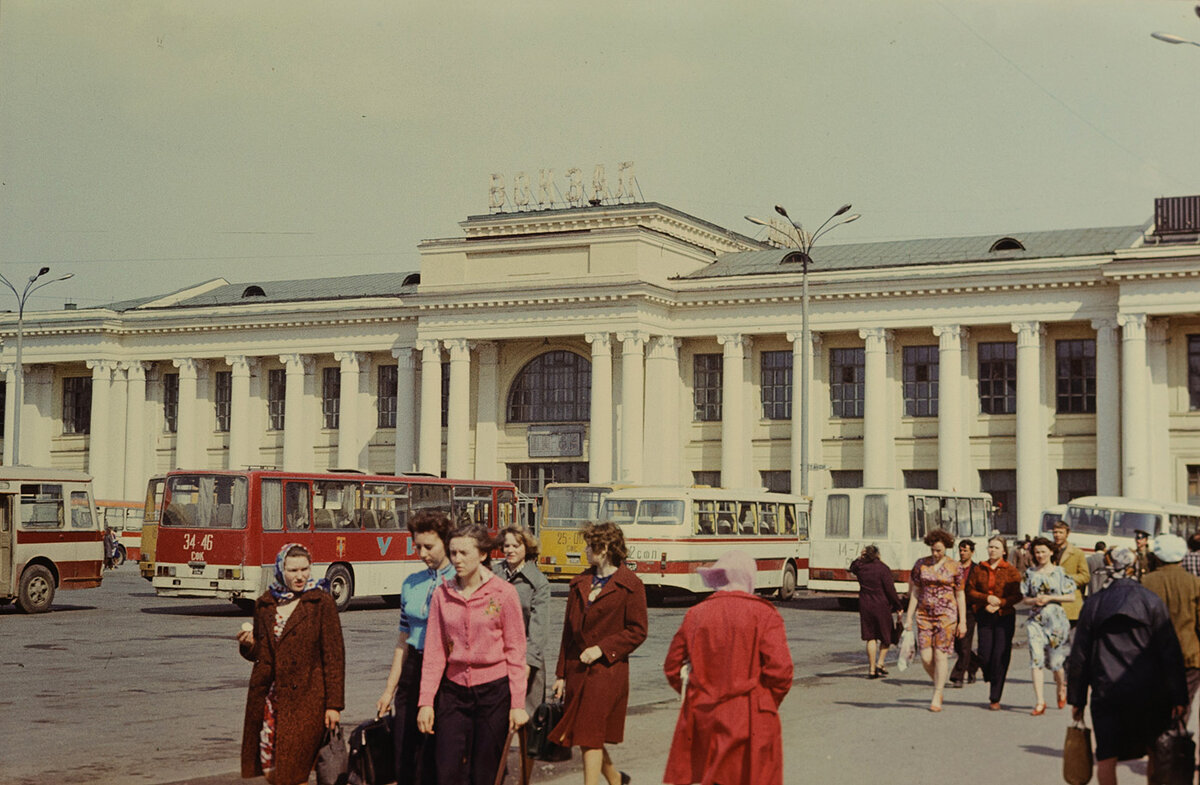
left=0, top=267, right=75, bottom=464
left=747, top=204, right=860, bottom=497
left=1152, top=4, right=1200, bottom=48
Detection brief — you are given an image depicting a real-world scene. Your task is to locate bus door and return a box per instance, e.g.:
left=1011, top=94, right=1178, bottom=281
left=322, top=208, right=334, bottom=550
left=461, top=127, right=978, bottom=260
left=263, top=479, right=313, bottom=565
left=498, top=489, right=518, bottom=530
left=0, top=495, right=11, bottom=594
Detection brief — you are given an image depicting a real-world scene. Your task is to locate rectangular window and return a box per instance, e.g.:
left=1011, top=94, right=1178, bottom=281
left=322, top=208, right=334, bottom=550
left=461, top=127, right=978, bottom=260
left=863, top=494, right=888, bottom=538
left=261, top=479, right=283, bottom=531
left=20, top=484, right=63, bottom=529
left=214, top=371, right=232, bottom=432
left=830, top=470, right=863, bottom=489
left=825, top=494, right=850, bottom=538
left=829, top=348, right=864, bottom=418
left=1056, top=339, right=1096, bottom=414
left=162, top=373, right=178, bottom=434
left=268, top=369, right=286, bottom=431
left=63, top=376, right=93, bottom=435
left=0, top=380, right=6, bottom=438
left=692, top=470, right=721, bottom=488
left=362, top=482, right=410, bottom=530
left=695, top=500, right=716, bottom=535
left=1190, top=336, right=1200, bottom=411
left=1190, top=465, right=1200, bottom=508
left=506, top=462, right=589, bottom=497
left=693, top=354, right=723, bottom=422
left=978, top=341, right=1017, bottom=415
left=760, top=350, right=792, bottom=420
left=1057, top=469, right=1096, bottom=505
left=70, top=491, right=92, bottom=529
left=979, top=469, right=1017, bottom=535
left=760, top=470, right=791, bottom=494
left=903, top=470, right=938, bottom=490
left=441, top=362, right=450, bottom=428
left=378, top=365, right=398, bottom=428
left=322, top=367, right=341, bottom=430
left=313, top=480, right=355, bottom=529
left=902, top=345, right=939, bottom=417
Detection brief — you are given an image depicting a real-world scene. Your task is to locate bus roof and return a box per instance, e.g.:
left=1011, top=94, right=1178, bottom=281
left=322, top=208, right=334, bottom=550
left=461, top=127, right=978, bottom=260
left=1066, top=496, right=1200, bottom=515
left=602, top=486, right=807, bottom=503
left=0, top=466, right=93, bottom=484
left=162, top=468, right=515, bottom=488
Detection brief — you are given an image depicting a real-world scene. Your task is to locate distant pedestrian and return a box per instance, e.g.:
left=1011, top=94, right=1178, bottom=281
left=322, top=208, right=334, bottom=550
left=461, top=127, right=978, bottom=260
left=499, top=524, right=553, bottom=717
left=966, top=536, right=1023, bottom=710
left=1050, top=521, right=1089, bottom=624
left=903, top=528, right=966, bottom=712
left=949, top=539, right=981, bottom=688
left=1020, top=537, right=1074, bottom=716
left=551, top=521, right=648, bottom=785
left=849, top=545, right=903, bottom=678
left=1012, top=537, right=1033, bottom=575
left=1182, top=533, right=1200, bottom=578
left=1134, top=530, right=1152, bottom=580
left=663, top=551, right=793, bottom=785
left=1086, top=541, right=1109, bottom=596
left=1141, top=533, right=1200, bottom=725
left=237, top=543, right=345, bottom=785
left=1067, top=546, right=1188, bottom=785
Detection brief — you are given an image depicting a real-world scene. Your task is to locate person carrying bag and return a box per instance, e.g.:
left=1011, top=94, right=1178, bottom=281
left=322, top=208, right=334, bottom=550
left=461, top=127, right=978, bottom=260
left=1147, top=719, right=1195, bottom=785
left=1063, top=719, right=1093, bottom=785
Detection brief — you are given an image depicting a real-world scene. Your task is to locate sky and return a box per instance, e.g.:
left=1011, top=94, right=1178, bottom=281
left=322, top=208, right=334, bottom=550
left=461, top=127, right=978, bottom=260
left=1, top=0, right=1199, bottom=311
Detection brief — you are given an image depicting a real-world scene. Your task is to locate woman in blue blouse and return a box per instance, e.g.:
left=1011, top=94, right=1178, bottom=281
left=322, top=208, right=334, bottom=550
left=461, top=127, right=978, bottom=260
left=375, top=511, right=455, bottom=785
left=1020, top=536, right=1075, bottom=716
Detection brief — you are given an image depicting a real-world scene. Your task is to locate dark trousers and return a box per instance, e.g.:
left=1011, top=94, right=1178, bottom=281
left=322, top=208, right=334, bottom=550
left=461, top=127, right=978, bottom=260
left=950, top=610, right=980, bottom=682
left=433, top=675, right=511, bottom=785
left=394, top=646, right=437, bottom=785
left=976, top=612, right=1016, bottom=704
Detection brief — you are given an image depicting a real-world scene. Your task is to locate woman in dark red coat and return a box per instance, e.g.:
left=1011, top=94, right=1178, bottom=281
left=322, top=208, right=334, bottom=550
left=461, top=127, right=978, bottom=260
left=551, top=522, right=648, bottom=785
left=849, top=545, right=903, bottom=678
left=663, top=551, right=793, bottom=785
left=236, top=544, right=345, bottom=785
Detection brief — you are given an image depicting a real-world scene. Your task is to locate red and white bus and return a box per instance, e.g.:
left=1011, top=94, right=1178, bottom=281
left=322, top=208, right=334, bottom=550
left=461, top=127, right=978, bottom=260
left=151, top=469, right=519, bottom=612
left=1, top=467, right=104, bottom=613
left=598, top=486, right=810, bottom=600
left=96, top=498, right=145, bottom=565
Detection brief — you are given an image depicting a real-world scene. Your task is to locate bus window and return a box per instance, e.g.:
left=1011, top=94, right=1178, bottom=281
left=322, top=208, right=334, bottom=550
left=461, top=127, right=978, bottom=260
left=603, top=499, right=637, bottom=526
left=940, top=498, right=958, bottom=534
left=863, top=494, right=887, bottom=538
left=782, top=504, right=798, bottom=536
left=453, top=486, right=494, bottom=528
left=164, top=475, right=249, bottom=529
left=970, top=499, right=987, bottom=536
left=71, top=492, right=93, bottom=529
left=314, top=481, right=356, bottom=529
left=20, top=484, right=64, bottom=529
left=639, top=500, right=683, bottom=526
left=362, top=483, right=408, bottom=530
left=496, top=489, right=516, bottom=528
left=1067, top=506, right=1108, bottom=536
left=285, top=482, right=310, bottom=530
left=412, top=484, right=451, bottom=515
left=923, top=498, right=940, bottom=536
left=796, top=508, right=810, bottom=540
left=909, top=496, right=920, bottom=540
left=262, top=480, right=283, bottom=531
left=125, top=508, right=142, bottom=532
left=1112, top=511, right=1160, bottom=539
left=825, top=494, right=850, bottom=539
left=760, top=503, right=779, bottom=535
left=695, top=500, right=716, bottom=535
left=716, top=502, right=736, bottom=535
left=737, top=502, right=757, bottom=535
left=957, top=498, right=972, bottom=537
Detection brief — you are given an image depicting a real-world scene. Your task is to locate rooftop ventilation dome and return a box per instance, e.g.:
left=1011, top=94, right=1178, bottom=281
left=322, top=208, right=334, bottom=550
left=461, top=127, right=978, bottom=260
left=402, top=273, right=421, bottom=286
left=989, top=237, right=1025, bottom=253
left=242, top=285, right=266, bottom=298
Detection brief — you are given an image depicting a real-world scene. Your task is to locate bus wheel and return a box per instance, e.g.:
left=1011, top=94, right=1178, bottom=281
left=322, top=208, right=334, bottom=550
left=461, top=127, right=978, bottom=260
left=113, top=545, right=127, bottom=568
left=327, top=565, right=354, bottom=613
left=17, top=565, right=56, bottom=614
left=778, top=562, right=798, bottom=601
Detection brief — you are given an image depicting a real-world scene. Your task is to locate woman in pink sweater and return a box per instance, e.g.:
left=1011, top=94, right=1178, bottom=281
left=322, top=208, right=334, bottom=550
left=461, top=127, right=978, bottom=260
left=417, top=524, right=529, bottom=785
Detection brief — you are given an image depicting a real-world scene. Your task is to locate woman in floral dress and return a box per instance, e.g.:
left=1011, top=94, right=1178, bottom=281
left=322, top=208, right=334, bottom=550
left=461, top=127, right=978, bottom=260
left=1020, top=536, right=1075, bottom=716
left=903, top=528, right=967, bottom=712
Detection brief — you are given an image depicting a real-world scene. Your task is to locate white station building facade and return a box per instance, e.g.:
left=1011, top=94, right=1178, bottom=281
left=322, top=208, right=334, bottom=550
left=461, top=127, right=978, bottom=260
left=3, top=196, right=1200, bottom=538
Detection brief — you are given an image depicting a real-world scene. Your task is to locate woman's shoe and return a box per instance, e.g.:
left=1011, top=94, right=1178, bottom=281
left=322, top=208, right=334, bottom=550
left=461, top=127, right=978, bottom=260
left=620, top=773, right=631, bottom=785
left=988, top=702, right=1001, bottom=711
left=1057, top=684, right=1067, bottom=709
left=1031, top=703, right=1046, bottom=716
left=928, top=703, right=943, bottom=712
left=876, top=666, right=888, bottom=677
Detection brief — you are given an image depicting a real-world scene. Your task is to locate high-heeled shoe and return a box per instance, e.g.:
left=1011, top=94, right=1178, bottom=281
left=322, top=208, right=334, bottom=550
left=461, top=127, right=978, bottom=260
left=1031, top=703, right=1046, bottom=716
left=1057, top=684, right=1067, bottom=709
left=620, top=773, right=631, bottom=785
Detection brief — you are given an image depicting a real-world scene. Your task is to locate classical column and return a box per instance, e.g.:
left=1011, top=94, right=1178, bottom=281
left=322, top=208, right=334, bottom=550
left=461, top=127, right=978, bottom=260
left=474, top=342, right=499, bottom=481
left=645, top=336, right=682, bottom=485
left=86, top=360, right=115, bottom=496
left=121, top=362, right=149, bottom=500
left=1118, top=314, right=1149, bottom=498
left=934, top=325, right=969, bottom=492
left=1147, top=318, right=1171, bottom=501
left=1091, top=319, right=1120, bottom=496
left=392, top=345, right=417, bottom=474
left=225, top=356, right=253, bottom=469
left=585, top=333, right=614, bottom=484
left=617, top=332, right=647, bottom=483
left=1, top=364, right=15, bottom=465
left=860, top=328, right=893, bottom=488
left=416, top=339, right=443, bottom=475
left=278, top=354, right=313, bottom=471
left=444, top=339, right=471, bottom=479
left=171, top=358, right=199, bottom=469
left=334, top=352, right=366, bottom=470
left=1012, top=321, right=1046, bottom=539
left=21, top=366, right=54, bottom=467
left=717, top=334, right=749, bottom=488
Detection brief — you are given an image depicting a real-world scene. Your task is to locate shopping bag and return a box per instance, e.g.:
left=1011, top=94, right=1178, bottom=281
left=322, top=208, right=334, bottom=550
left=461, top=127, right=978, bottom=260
left=347, top=714, right=396, bottom=785
left=527, top=700, right=572, bottom=762
left=1062, top=720, right=1093, bottom=785
left=316, top=723, right=350, bottom=785
left=1147, top=719, right=1195, bottom=785
left=896, top=628, right=915, bottom=672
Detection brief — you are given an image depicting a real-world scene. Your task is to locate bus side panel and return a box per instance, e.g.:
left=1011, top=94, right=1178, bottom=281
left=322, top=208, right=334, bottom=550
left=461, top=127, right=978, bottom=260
left=139, top=523, right=158, bottom=580
left=15, top=529, right=104, bottom=589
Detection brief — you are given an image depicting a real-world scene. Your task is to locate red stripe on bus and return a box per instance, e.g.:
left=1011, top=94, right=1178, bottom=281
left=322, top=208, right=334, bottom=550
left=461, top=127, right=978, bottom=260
left=55, top=560, right=103, bottom=588
left=17, top=531, right=103, bottom=545
left=809, top=567, right=911, bottom=583
left=627, top=557, right=797, bottom=575
left=624, top=537, right=805, bottom=545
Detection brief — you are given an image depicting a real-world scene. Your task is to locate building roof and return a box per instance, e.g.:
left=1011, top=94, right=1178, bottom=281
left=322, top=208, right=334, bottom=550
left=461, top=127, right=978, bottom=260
left=102, top=271, right=418, bottom=311
left=683, top=224, right=1148, bottom=279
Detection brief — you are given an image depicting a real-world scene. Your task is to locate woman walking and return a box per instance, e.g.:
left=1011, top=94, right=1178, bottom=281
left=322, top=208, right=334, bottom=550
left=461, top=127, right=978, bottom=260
left=663, top=551, right=793, bottom=785
left=966, top=536, right=1023, bottom=710
left=903, top=529, right=967, bottom=712
left=417, top=524, right=528, bottom=785
left=237, top=544, right=345, bottom=785
left=374, top=511, right=454, bottom=785
left=551, top=521, right=648, bottom=785
left=500, top=524, right=552, bottom=716
left=849, top=545, right=903, bottom=678
left=1021, top=536, right=1075, bottom=715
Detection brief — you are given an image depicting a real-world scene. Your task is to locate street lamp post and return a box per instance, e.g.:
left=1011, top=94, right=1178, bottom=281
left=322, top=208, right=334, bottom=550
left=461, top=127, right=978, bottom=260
left=747, top=205, right=860, bottom=497
left=1151, top=4, right=1200, bottom=47
left=0, top=267, right=75, bottom=464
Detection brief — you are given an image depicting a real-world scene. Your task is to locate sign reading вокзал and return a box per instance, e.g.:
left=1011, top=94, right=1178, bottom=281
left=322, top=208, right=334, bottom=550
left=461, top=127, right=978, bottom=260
left=527, top=425, right=585, bottom=458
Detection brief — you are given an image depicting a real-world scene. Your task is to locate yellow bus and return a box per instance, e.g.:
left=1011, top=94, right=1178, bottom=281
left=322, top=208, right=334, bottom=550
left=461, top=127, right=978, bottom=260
left=138, top=475, right=166, bottom=581
left=536, top=483, right=629, bottom=581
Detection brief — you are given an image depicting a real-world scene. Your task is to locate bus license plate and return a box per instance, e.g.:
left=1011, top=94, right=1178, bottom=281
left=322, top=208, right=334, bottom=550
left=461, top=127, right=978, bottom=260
left=192, top=567, right=204, bottom=575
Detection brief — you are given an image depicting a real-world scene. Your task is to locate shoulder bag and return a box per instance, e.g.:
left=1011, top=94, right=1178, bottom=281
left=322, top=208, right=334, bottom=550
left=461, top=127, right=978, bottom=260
left=347, top=713, right=396, bottom=785
left=1062, top=719, right=1092, bottom=785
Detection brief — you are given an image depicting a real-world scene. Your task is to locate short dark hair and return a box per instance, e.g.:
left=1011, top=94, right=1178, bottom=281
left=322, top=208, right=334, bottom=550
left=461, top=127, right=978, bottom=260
left=1031, top=536, right=1054, bottom=553
left=1094, top=541, right=1107, bottom=552
left=1052, top=520, right=1070, bottom=534
left=583, top=521, right=627, bottom=565
left=409, top=511, right=453, bottom=553
left=449, top=523, right=497, bottom=557
left=923, top=528, right=954, bottom=548
left=1188, top=534, right=1200, bottom=552
left=860, top=544, right=880, bottom=563
left=959, top=539, right=976, bottom=552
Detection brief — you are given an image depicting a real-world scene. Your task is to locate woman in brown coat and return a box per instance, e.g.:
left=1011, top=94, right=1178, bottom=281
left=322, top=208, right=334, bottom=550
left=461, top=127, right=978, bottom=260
left=551, top=522, right=648, bottom=785
left=236, top=544, right=345, bottom=785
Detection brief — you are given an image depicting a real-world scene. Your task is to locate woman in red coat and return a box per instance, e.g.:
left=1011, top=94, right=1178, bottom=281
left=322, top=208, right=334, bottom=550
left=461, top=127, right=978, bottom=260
left=236, top=543, right=345, bottom=785
left=551, top=522, right=648, bottom=785
left=663, top=551, right=794, bottom=785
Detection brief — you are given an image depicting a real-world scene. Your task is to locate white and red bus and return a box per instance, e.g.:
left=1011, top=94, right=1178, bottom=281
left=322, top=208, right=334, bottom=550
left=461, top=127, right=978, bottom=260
left=0, top=467, right=104, bottom=613
left=97, top=498, right=145, bottom=565
left=151, top=469, right=519, bottom=612
left=598, top=486, right=810, bottom=599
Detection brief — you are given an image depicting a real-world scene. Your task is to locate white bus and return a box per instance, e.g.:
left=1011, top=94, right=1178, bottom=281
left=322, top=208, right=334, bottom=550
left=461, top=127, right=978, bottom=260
left=599, top=486, right=810, bottom=599
left=1048, top=496, right=1200, bottom=553
left=808, top=487, right=994, bottom=598
left=0, top=467, right=103, bottom=613
left=537, top=483, right=632, bottom=582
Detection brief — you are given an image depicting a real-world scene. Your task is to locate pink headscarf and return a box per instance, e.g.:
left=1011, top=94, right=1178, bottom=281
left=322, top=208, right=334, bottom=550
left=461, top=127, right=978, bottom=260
left=697, top=550, right=756, bottom=594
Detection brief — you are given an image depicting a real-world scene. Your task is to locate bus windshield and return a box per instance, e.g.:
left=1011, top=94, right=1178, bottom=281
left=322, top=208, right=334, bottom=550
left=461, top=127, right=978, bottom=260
left=544, top=487, right=610, bottom=529
left=1111, top=510, right=1160, bottom=539
left=163, top=475, right=249, bottom=529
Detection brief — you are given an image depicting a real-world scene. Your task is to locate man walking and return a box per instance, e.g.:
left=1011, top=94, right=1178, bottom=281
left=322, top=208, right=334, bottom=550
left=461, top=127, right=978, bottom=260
left=1086, top=541, right=1108, bottom=596
left=1141, top=533, right=1200, bottom=726
left=949, top=539, right=980, bottom=688
left=1182, top=533, right=1200, bottom=578
left=1052, top=521, right=1090, bottom=625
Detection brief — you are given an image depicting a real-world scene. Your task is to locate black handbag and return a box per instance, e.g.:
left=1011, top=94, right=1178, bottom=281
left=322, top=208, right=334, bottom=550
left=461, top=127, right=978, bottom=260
left=348, top=714, right=396, bottom=785
left=1147, top=719, right=1195, bottom=785
left=526, top=700, right=571, bottom=762
left=316, top=723, right=350, bottom=785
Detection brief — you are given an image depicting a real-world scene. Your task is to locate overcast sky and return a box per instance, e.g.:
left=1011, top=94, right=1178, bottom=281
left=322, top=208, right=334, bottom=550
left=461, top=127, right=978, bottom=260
left=2, top=0, right=1198, bottom=310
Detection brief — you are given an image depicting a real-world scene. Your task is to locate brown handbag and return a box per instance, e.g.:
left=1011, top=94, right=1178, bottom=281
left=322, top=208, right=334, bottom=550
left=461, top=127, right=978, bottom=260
left=493, top=723, right=532, bottom=785
left=1063, top=720, right=1093, bottom=785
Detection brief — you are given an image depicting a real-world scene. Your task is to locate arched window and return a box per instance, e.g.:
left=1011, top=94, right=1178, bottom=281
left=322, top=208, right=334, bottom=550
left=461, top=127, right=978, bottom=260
left=507, top=351, right=591, bottom=423
left=989, top=237, right=1025, bottom=252
left=242, top=285, right=266, bottom=298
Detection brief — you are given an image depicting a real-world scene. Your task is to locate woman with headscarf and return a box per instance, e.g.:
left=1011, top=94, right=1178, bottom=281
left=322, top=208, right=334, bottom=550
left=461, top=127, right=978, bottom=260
left=236, top=543, right=345, bottom=785
left=849, top=545, right=903, bottom=678
left=663, top=551, right=794, bottom=785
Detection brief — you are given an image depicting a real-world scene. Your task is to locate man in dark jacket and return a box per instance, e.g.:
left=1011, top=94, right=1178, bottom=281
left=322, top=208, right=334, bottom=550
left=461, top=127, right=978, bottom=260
left=1067, top=547, right=1187, bottom=785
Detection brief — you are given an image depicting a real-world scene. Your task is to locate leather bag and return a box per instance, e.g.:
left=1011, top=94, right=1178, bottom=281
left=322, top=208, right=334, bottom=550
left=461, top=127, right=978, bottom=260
left=1148, top=719, right=1195, bottom=785
left=1062, top=720, right=1093, bottom=785
left=347, top=714, right=396, bottom=785
left=316, top=723, right=350, bottom=785
left=526, top=700, right=572, bottom=762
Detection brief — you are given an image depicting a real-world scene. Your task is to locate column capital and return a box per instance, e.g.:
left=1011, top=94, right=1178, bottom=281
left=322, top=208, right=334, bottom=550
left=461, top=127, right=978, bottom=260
left=647, top=335, right=681, bottom=360
left=785, top=329, right=822, bottom=346
left=120, top=361, right=152, bottom=381
left=1091, top=318, right=1119, bottom=342
left=585, top=332, right=611, bottom=349
left=87, top=359, right=118, bottom=379
left=225, top=355, right=257, bottom=376
left=0, top=363, right=13, bottom=379
left=278, top=353, right=315, bottom=374
left=1117, top=313, right=1147, bottom=339
left=391, top=345, right=417, bottom=370
left=617, top=331, right=648, bottom=352
left=933, top=324, right=968, bottom=349
left=334, top=351, right=368, bottom=372
left=1010, top=321, right=1045, bottom=347
left=415, top=338, right=441, bottom=357
left=444, top=338, right=472, bottom=360
left=171, top=357, right=199, bottom=379
left=859, top=327, right=892, bottom=350
left=716, top=334, right=750, bottom=353
left=475, top=341, right=499, bottom=366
